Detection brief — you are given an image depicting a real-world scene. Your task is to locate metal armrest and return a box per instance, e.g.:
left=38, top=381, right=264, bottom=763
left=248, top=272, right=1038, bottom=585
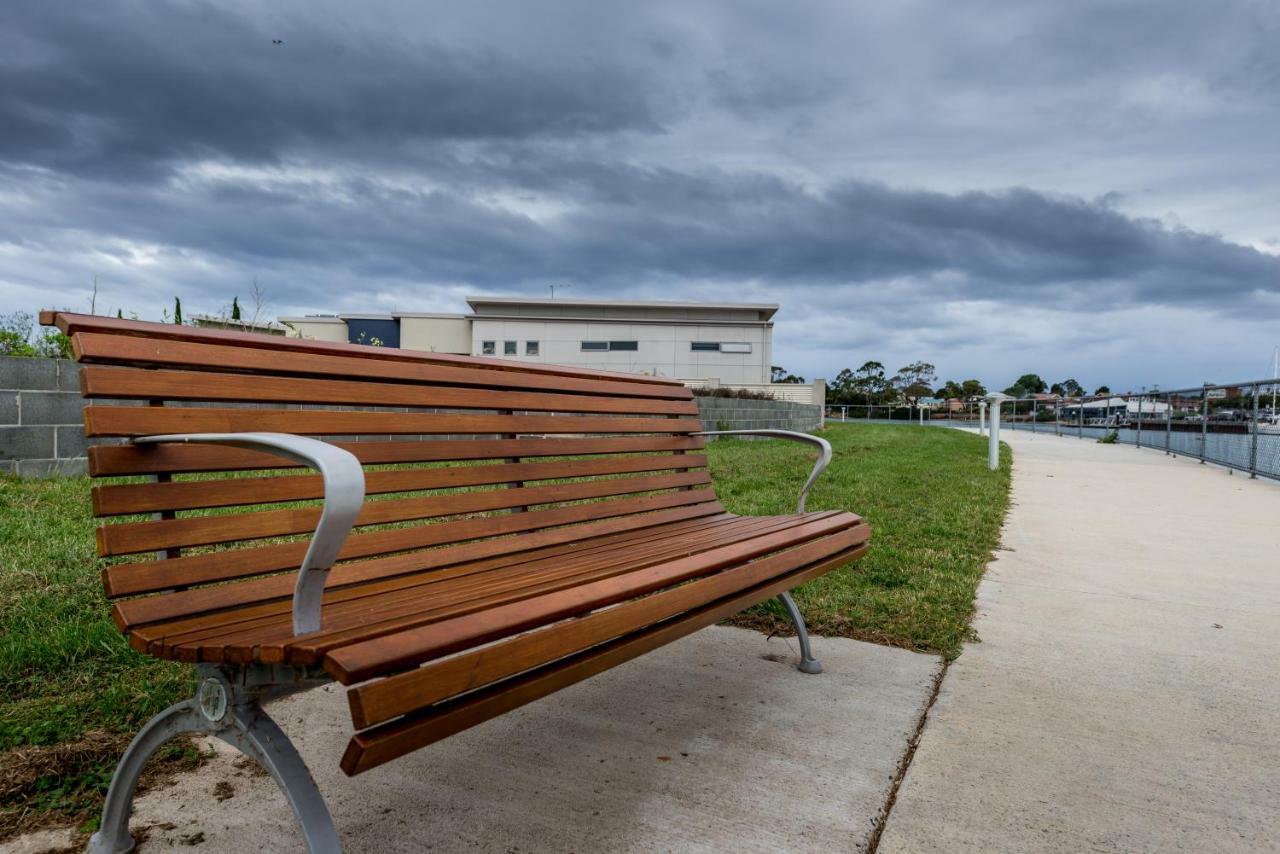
left=131, top=432, right=366, bottom=635
left=693, top=429, right=832, bottom=513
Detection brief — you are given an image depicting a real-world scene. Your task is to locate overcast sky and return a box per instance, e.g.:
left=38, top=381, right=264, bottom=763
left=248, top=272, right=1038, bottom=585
left=3, top=0, right=1278, bottom=391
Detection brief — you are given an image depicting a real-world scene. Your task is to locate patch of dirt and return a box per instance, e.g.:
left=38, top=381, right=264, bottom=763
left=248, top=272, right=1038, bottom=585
left=0, top=731, right=207, bottom=846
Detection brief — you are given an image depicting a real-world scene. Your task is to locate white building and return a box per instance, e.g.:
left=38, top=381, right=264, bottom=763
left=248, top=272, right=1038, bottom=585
left=281, top=297, right=803, bottom=390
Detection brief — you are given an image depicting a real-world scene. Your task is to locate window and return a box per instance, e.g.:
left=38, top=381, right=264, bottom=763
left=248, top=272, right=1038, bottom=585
left=481, top=340, right=495, bottom=355
left=581, top=341, right=638, bottom=352
left=503, top=341, right=517, bottom=355
left=525, top=340, right=539, bottom=356
left=690, top=341, right=752, bottom=354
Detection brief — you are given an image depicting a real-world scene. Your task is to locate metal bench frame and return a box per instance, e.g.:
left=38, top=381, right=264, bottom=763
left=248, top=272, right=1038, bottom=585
left=89, top=429, right=831, bottom=854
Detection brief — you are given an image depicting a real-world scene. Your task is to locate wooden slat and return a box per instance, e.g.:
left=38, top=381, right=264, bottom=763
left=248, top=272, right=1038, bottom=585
left=324, top=515, right=868, bottom=684
left=72, top=333, right=692, bottom=402
left=94, top=453, right=708, bottom=516
left=47, top=312, right=682, bottom=388
left=83, top=407, right=702, bottom=438
left=98, top=470, right=712, bottom=555
left=104, top=489, right=721, bottom=597
left=151, top=515, right=792, bottom=664
left=111, top=503, right=726, bottom=625
left=339, top=543, right=868, bottom=776
left=348, top=526, right=870, bottom=726
left=89, top=436, right=706, bottom=477
left=127, top=514, right=746, bottom=650
left=80, top=366, right=700, bottom=416
left=230, top=516, right=817, bottom=666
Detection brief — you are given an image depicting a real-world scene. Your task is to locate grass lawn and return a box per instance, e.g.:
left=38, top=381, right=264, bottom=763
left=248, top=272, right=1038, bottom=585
left=713, top=423, right=1010, bottom=655
left=0, top=421, right=1009, bottom=839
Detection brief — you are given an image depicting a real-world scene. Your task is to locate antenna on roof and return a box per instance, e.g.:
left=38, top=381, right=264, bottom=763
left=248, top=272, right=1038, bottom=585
left=550, top=283, right=571, bottom=299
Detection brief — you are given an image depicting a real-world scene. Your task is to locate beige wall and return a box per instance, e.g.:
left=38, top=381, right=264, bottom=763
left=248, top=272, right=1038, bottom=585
left=399, top=316, right=471, bottom=354
left=280, top=317, right=348, bottom=343
left=469, top=318, right=772, bottom=384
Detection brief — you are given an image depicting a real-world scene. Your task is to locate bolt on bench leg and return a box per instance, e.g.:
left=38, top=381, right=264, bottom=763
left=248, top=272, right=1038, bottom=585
left=777, top=591, right=823, bottom=674
left=88, top=672, right=341, bottom=854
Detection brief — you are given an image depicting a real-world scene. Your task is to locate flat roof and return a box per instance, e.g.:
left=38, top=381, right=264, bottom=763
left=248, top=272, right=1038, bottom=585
left=465, top=295, right=778, bottom=320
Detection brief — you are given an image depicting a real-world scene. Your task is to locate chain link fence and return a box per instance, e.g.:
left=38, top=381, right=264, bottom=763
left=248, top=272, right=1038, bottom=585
left=827, top=378, right=1280, bottom=481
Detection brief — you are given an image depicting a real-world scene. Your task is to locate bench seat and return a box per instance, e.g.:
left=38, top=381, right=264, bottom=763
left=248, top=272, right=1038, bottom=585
left=43, top=310, right=870, bottom=852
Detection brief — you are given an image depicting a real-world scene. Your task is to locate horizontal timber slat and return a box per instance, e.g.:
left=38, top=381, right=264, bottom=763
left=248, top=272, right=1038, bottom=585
left=93, top=453, right=708, bottom=516
left=80, top=366, right=699, bottom=415
left=347, top=526, right=870, bottom=724
left=323, top=515, right=866, bottom=683
left=98, top=470, right=712, bottom=555
left=84, top=407, right=702, bottom=438
left=49, top=312, right=681, bottom=387
left=129, top=514, right=749, bottom=653
left=110, top=504, right=726, bottom=624
left=103, top=489, right=721, bottom=597
left=89, top=436, right=706, bottom=477
left=340, top=544, right=868, bottom=776
left=156, top=515, right=795, bottom=664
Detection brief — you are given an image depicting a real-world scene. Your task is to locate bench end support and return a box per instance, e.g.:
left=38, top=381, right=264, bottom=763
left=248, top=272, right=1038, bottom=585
left=777, top=591, right=823, bottom=675
left=88, top=665, right=341, bottom=854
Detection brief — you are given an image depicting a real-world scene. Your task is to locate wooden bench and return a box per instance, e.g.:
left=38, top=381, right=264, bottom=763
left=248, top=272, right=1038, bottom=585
left=42, top=311, right=870, bottom=854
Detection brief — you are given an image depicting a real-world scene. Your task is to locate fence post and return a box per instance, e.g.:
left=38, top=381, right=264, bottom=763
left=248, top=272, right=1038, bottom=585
left=1200, top=387, right=1209, bottom=464
left=1077, top=397, right=1084, bottom=440
left=1165, top=393, right=1172, bottom=455
left=1250, top=383, right=1259, bottom=478
left=1136, top=394, right=1142, bottom=448
left=985, top=393, right=1008, bottom=470
left=1032, top=399, right=1037, bottom=433
left=978, top=401, right=986, bottom=435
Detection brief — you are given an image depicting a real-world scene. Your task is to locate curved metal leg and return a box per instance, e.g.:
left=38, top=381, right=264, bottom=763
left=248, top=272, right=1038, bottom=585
left=215, top=703, right=341, bottom=853
left=87, top=674, right=341, bottom=853
left=777, top=591, right=823, bottom=674
left=87, top=700, right=205, bottom=854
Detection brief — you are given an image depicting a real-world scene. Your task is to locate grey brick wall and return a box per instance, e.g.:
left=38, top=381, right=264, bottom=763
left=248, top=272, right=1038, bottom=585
left=695, top=396, right=823, bottom=433
left=0, top=356, right=89, bottom=477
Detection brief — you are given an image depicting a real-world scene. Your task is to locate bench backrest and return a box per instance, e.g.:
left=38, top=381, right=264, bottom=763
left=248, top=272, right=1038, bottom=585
left=43, top=312, right=720, bottom=615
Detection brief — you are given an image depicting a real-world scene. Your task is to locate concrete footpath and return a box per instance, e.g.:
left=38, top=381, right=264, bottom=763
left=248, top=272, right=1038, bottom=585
left=880, top=430, right=1280, bottom=852
left=55, top=627, right=937, bottom=853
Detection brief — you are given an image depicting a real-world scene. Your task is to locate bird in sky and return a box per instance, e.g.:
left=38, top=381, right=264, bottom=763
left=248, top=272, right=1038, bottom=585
left=272, top=39, right=284, bottom=45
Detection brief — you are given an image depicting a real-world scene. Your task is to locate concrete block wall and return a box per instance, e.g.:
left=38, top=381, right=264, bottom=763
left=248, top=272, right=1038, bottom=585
left=0, top=356, right=90, bottom=477
left=695, top=396, right=823, bottom=433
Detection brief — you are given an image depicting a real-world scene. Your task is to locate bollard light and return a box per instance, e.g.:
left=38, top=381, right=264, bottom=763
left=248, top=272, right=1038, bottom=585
left=978, top=401, right=987, bottom=435
left=984, top=393, right=1010, bottom=471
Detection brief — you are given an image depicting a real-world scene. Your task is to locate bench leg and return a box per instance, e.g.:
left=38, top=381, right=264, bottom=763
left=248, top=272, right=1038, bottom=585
left=777, top=591, right=823, bottom=674
left=88, top=673, right=341, bottom=854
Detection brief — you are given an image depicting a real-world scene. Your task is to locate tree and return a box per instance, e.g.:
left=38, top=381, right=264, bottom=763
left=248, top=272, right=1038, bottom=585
left=1059, top=378, right=1084, bottom=397
left=0, top=312, right=72, bottom=359
left=771, top=365, right=805, bottom=384
left=937, top=380, right=965, bottom=400
left=852, top=360, right=890, bottom=404
left=1094, top=385, right=1111, bottom=395
left=231, top=296, right=242, bottom=321
left=891, top=361, right=937, bottom=406
left=960, top=379, right=986, bottom=399
left=1014, top=373, right=1047, bottom=394
left=173, top=297, right=183, bottom=325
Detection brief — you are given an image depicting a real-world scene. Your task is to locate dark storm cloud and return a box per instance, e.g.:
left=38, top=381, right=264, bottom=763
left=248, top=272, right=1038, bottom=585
left=7, top=161, right=1275, bottom=315
left=0, top=1, right=661, bottom=180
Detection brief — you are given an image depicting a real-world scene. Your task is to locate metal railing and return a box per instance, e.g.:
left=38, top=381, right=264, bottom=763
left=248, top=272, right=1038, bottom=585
left=902, top=379, right=1280, bottom=481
